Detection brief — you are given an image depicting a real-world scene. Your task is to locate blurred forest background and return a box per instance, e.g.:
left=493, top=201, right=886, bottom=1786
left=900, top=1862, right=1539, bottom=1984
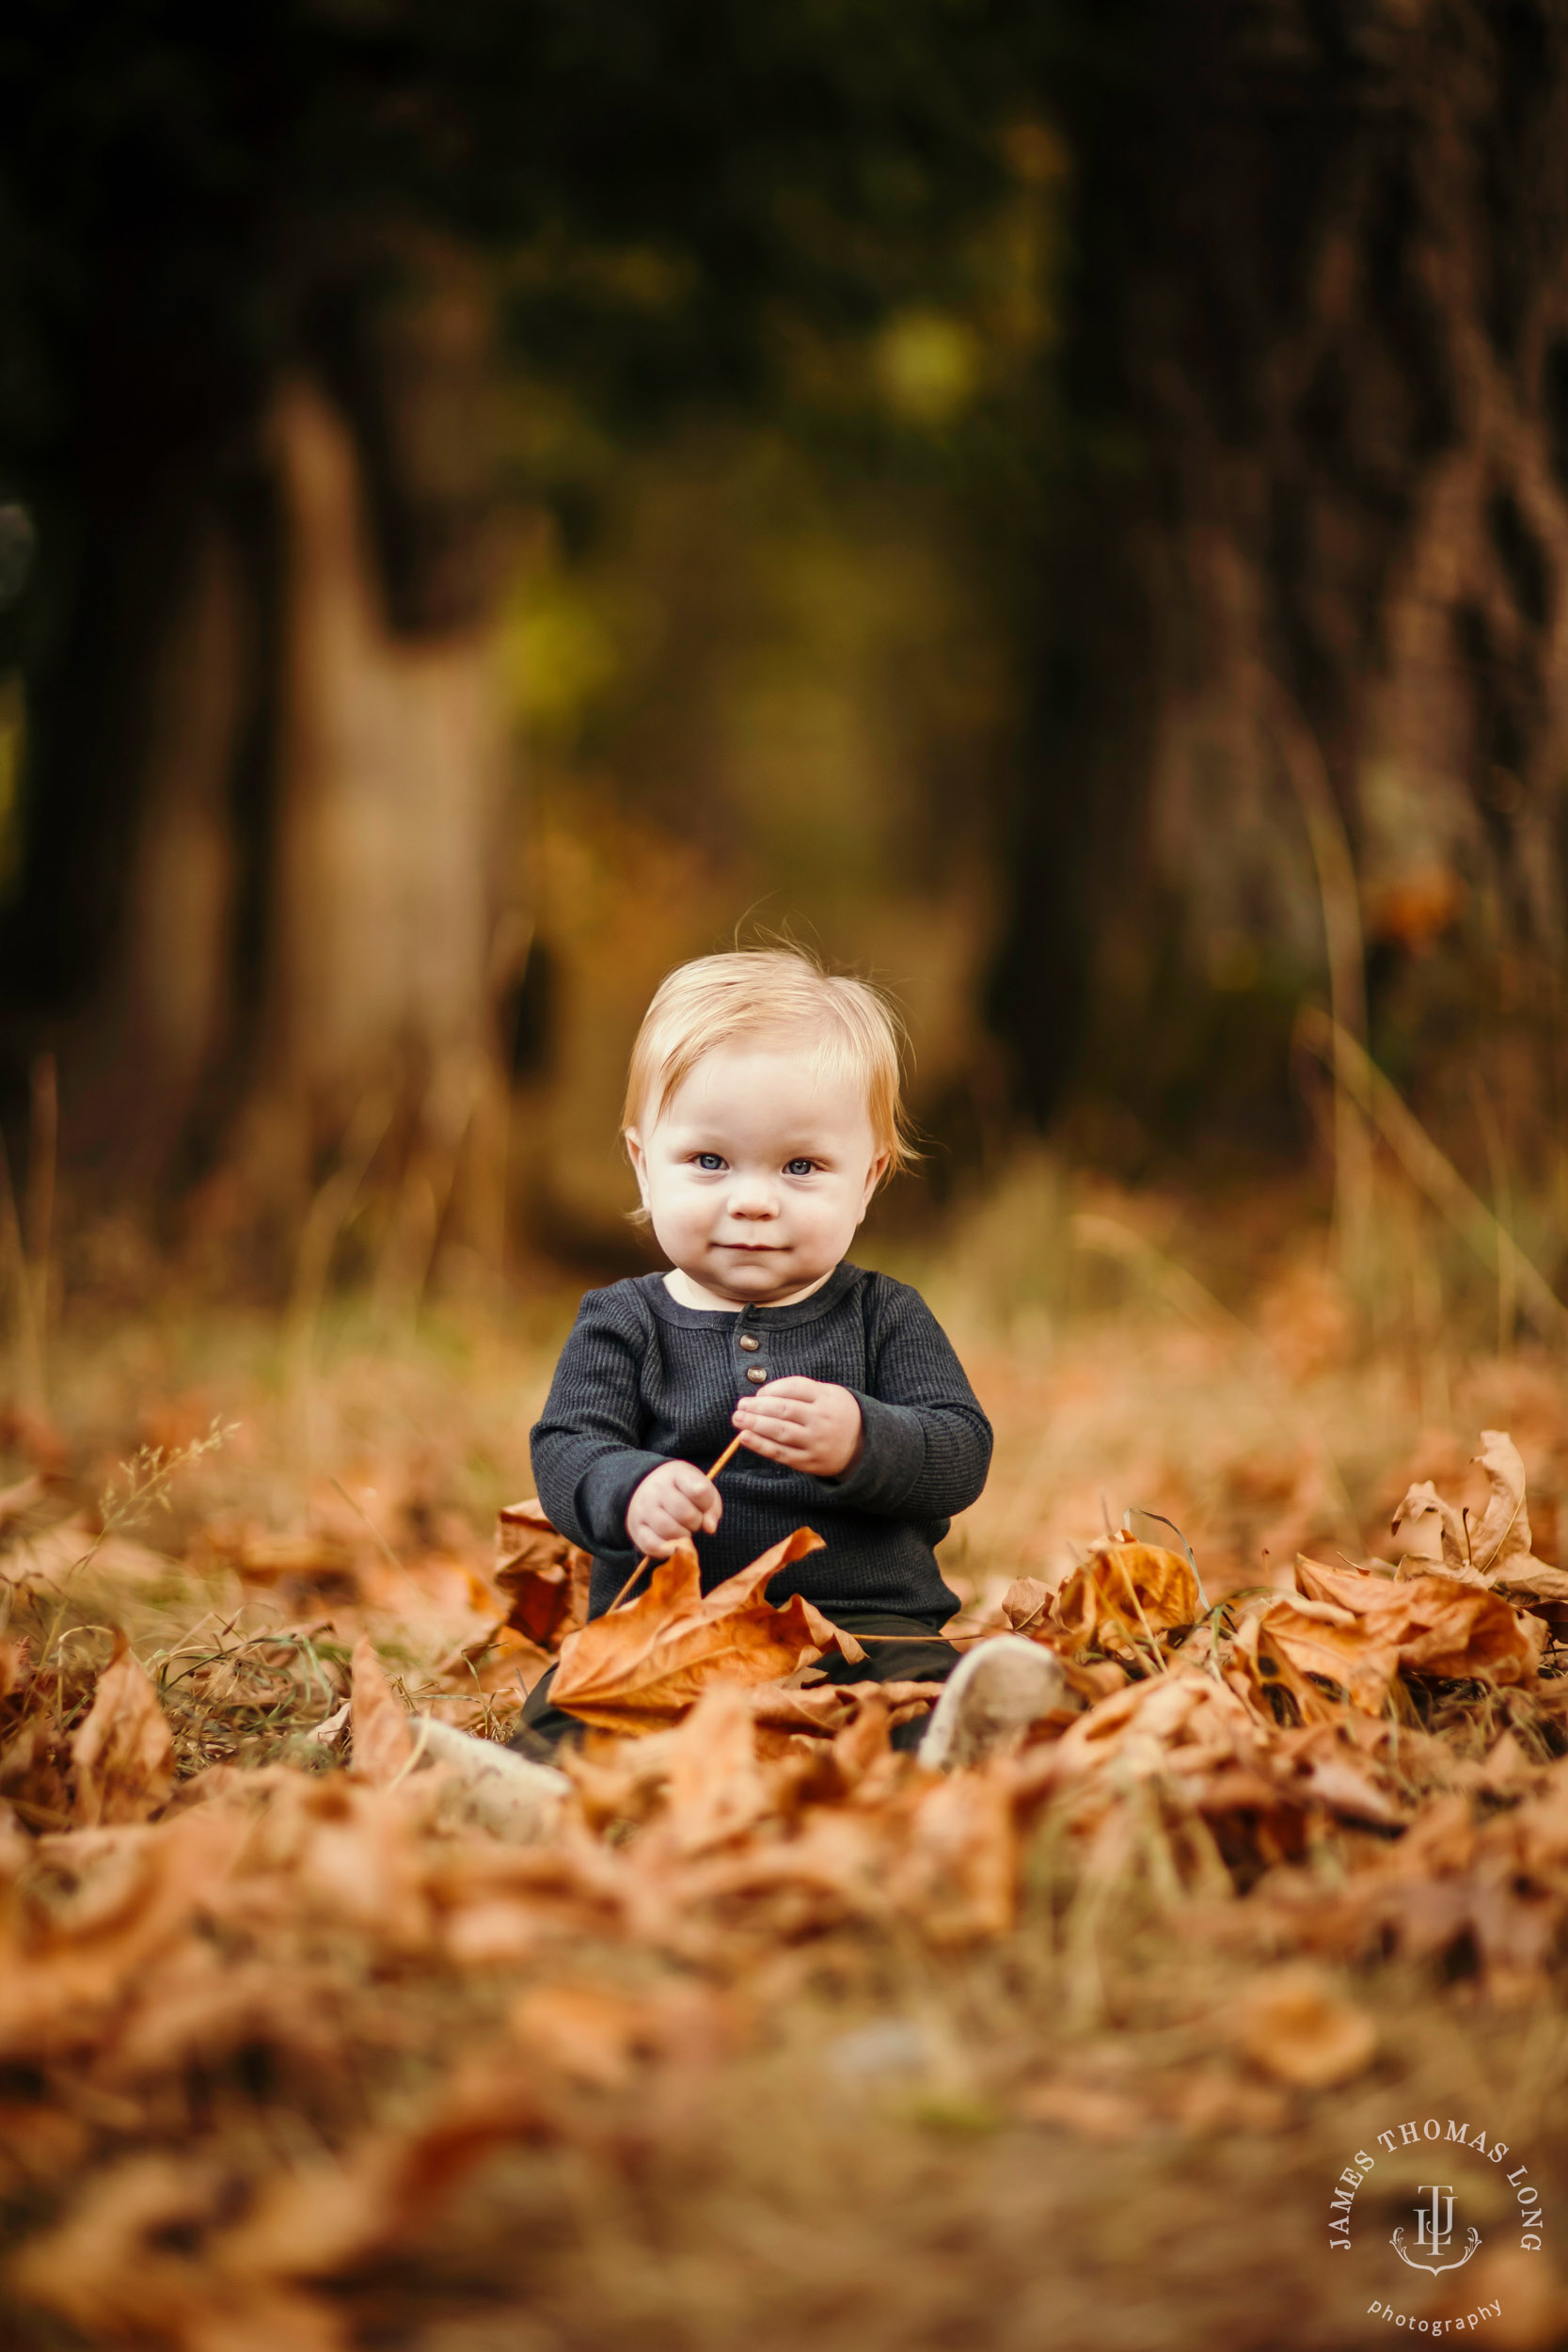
left=3, top=0, right=1568, bottom=1330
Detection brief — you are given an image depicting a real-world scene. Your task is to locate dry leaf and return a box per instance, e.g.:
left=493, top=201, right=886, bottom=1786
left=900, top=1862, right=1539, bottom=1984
left=6, top=1515, right=174, bottom=1594
left=71, top=1633, right=174, bottom=1827
left=1001, top=1577, right=1052, bottom=1631
left=1243, top=1771, right=1568, bottom=1994
left=1275, top=1725, right=1406, bottom=1826
left=1293, top=1557, right=1541, bottom=1686
left=0, top=1808, right=247, bottom=2057
left=208, top=1522, right=356, bottom=1587
left=1240, top=1594, right=1396, bottom=1719
left=1468, top=1430, right=1534, bottom=1573
left=8, top=2152, right=347, bottom=2352
left=1467, top=1434, right=1568, bottom=1609
left=1393, top=1431, right=1568, bottom=1605
left=494, top=1497, right=592, bottom=1651
left=510, top=1981, right=656, bottom=2088
left=887, top=1766, right=1018, bottom=1943
left=1390, top=1477, right=1471, bottom=1575
left=549, top=1528, right=843, bottom=1733
left=1233, top=1963, right=1377, bottom=2088
left=1052, top=1542, right=1200, bottom=1660
left=349, top=1637, right=415, bottom=1785
left=508, top=1979, right=725, bottom=2088
left=1047, top=1665, right=1258, bottom=1779
left=660, top=1682, right=776, bottom=1851
left=1494, top=1558, right=1568, bottom=1611
left=1481, top=1728, right=1533, bottom=1788
left=746, top=1678, right=939, bottom=1737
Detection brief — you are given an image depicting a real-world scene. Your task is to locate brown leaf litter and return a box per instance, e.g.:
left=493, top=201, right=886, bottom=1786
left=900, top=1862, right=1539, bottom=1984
left=0, top=1427, right=1566, bottom=2346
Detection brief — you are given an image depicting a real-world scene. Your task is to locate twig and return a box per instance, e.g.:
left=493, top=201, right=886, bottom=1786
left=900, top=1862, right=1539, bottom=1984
left=610, top=1431, right=747, bottom=1610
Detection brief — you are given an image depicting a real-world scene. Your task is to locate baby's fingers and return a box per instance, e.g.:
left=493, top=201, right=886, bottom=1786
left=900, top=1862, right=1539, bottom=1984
left=679, top=1471, right=721, bottom=1531
left=737, top=1413, right=806, bottom=1449
left=641, top=1499, right=718, bottom=1549
left=662, top=1467, right=716, bottom=1516
left=736, top=1428, right=812, bottom=1466
left=754, top=1376, right=820, bottom=1403
left=736, top=1396, right=810, bottom=1429
left=735, top=1389, right=815, bottom=1437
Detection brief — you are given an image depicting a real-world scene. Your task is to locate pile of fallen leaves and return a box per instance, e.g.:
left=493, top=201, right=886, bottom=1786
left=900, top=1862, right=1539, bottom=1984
left=2, top=1426, right=1568, bottom=2349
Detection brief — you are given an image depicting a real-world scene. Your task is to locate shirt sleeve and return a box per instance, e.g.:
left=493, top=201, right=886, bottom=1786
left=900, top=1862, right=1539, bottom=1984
left=824, top=1279, right=993, bottom=1518
left=529, top=1290, right=667, bottom=1558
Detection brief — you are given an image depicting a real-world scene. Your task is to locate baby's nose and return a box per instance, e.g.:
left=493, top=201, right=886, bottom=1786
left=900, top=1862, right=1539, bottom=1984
left=728, top=1176, right=779, bottom=1217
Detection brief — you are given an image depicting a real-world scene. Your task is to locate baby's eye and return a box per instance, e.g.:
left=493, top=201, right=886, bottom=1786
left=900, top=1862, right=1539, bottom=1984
left=693, top=1152, right=725, bottom=1172
left=784, top=1157, right=817, bottom=1177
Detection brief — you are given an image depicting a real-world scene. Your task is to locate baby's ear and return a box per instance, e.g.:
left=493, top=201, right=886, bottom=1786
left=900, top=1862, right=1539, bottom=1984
left=859, top=1150, right=890, bottom=1216
left=625, top=1127, right=651, bottom=1205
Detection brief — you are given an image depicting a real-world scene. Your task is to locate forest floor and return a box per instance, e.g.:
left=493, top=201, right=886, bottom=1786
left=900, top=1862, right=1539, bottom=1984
left=2, top=1182, right=1567, bottom=2352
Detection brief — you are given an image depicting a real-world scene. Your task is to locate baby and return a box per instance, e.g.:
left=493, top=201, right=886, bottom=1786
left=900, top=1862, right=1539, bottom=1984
left=511, top=946, right=993, bottom=1756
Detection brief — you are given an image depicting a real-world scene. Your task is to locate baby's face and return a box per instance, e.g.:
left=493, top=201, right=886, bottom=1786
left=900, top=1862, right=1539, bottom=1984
left=627, top=1041, right=886, bottom=1308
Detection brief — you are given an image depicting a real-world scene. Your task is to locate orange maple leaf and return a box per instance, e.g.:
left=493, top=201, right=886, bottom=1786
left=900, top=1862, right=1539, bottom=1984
left=548, top=1527, right=851, bottom=1734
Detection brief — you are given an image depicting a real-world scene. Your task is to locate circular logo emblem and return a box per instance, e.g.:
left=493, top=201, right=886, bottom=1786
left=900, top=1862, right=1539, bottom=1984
left=1329, top=2112, right=1544, bottom=2332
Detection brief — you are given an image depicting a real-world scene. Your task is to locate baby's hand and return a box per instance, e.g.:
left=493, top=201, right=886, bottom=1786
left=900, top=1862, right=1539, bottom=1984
left=732, top=1376, right=863, bottom=1478
left=626, top=1459, right=721, bottom=1557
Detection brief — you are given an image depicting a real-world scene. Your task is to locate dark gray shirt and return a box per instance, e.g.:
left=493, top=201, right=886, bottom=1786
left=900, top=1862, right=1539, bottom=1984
left=531, top=1262, right=992, bottom=1622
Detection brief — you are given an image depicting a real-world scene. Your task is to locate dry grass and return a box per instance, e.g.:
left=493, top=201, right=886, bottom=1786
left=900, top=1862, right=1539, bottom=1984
left=2, top=1183, right=1568, bottom=2350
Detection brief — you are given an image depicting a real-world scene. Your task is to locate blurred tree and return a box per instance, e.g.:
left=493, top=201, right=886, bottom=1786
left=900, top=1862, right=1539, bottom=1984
left=0, top=0, right=1017, bottom=1245
left=18, top=0, right=1548, bottom=1245
left=990, top=0, right=1568, bottom=1162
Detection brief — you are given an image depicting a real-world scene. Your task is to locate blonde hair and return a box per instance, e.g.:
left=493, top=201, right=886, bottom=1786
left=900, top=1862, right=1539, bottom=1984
left=624, top=948, right=916, bottom=1180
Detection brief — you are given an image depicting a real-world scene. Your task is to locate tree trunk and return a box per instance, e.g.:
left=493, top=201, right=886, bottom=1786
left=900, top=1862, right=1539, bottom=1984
left=20, top=248, right=515, bottom=1271
left=237, top=373, right=504, bottom=1222
left=994, top=0, right=1568, bottom=1155
left=55, top=506, right=252, bottom=1200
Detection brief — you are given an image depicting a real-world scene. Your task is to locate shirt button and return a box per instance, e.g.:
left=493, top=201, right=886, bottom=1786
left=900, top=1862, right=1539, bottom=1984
left=738, top=1333, right=760, bottom=1352
left=745, top=1366, right=768, bottom=1384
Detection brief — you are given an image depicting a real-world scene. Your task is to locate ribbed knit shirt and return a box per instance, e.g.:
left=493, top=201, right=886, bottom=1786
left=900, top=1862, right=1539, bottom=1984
left=531, top=1261, right=992, bottom=1623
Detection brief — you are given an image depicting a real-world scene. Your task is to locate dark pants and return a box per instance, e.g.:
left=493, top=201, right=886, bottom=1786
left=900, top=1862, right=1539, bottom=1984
left=507, top=1608, right=961, bottom=1761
